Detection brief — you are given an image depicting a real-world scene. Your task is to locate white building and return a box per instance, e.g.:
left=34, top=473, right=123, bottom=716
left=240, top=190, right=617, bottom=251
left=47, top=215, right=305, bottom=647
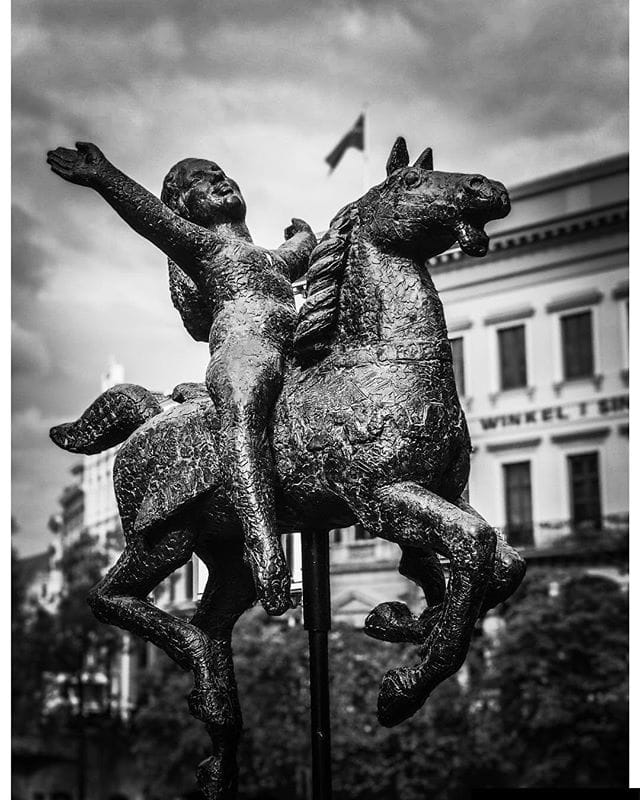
left=79, top=360, right=124, bottom=547
left=439, top=154, right=628, bottom=547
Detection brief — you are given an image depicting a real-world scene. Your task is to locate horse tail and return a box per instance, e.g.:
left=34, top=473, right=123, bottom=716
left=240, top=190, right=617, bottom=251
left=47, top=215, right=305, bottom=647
left=49, top=383, right=164, bottom=455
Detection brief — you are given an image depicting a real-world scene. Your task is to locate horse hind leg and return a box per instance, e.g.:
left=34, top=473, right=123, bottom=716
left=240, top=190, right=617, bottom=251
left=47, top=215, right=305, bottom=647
left=352, top=481, right=497, bottom=727
left=189, top=530, right=257, bottom=800
left=457, top=497, right=526, bottom=609
left=86, top=526, right=229, bottom=729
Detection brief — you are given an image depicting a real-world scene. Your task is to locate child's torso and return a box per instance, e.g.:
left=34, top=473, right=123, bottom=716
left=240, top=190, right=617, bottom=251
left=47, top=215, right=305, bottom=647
left=190, top=240, right=297, bottom=352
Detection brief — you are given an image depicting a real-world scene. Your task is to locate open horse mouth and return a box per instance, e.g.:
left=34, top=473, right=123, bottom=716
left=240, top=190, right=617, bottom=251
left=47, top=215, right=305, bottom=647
left=454, top=218, right=490, bottom=257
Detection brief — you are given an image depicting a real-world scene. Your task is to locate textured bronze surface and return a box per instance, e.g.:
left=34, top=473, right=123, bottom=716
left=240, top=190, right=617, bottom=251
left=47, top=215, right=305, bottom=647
left=47, top=138, right=525, bottom=799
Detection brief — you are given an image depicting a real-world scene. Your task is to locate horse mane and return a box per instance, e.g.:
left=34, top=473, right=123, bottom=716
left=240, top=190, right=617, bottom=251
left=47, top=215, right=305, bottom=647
left=294, top=201, right=358, bottom=358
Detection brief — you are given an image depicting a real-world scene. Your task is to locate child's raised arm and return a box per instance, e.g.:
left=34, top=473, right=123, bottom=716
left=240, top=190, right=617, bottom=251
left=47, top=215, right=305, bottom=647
left=275, top=218, right=317, bottom=282
left=46, top=142, right=219, bottom=276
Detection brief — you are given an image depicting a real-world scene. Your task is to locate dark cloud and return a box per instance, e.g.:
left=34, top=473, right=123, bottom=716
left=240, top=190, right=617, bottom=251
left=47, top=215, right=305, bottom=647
left=11, top=0, right=627, bottom=556
left=12, top=205, right=50, bottom=290
left=12, top=322, right=51, bottom=378
left=13, top=84, right=93, bottom=137
left=15, top=0, right=627, bottom=139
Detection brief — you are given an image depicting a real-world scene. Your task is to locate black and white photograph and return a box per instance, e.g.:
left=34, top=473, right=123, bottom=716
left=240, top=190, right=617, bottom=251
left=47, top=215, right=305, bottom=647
left=11, top=2, right=630, bottom=799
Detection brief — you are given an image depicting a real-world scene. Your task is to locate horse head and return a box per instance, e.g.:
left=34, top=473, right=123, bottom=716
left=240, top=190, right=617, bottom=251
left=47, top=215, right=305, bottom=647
left=359, top=136, right=510, bottom=260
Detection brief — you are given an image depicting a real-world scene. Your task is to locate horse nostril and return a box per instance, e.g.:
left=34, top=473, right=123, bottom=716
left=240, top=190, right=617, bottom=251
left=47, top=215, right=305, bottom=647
left=467, top=176, right=484, bottom=190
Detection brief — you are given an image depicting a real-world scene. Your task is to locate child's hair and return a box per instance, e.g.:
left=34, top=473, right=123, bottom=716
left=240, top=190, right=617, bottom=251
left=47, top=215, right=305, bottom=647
left=161, top=159, right=193, bottom=219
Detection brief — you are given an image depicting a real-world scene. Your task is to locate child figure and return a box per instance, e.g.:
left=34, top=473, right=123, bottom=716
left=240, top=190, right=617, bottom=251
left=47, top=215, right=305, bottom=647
left=47, top=142, right=317, bottom=615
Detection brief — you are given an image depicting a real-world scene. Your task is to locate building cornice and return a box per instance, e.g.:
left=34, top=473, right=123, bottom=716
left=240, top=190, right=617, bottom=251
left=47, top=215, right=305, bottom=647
left=431, top=201, right=628, bottom=272
left=508, top=153, right=628, bottom=202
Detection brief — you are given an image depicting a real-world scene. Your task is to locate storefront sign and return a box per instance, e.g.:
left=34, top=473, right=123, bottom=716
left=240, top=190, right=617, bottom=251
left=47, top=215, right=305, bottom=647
left=474, top=394, right=628, bottom=433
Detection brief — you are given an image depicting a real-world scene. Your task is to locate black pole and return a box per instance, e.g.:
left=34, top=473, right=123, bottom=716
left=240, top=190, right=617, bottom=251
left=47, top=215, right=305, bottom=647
left=301, top=529, right=332, bottom=800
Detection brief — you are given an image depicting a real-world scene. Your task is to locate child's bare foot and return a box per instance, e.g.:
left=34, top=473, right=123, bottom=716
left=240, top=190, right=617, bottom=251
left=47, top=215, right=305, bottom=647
left=247, top=543, right=291, bottom=616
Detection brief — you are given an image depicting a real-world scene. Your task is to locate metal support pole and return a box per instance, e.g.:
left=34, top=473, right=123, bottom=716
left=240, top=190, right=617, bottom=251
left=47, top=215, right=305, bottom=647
left=301, top=529, right=332, bottom=800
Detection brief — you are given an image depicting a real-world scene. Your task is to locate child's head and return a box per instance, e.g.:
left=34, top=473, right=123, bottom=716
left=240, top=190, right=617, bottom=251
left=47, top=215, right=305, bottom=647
left=161, top=158, right=246, bottom=226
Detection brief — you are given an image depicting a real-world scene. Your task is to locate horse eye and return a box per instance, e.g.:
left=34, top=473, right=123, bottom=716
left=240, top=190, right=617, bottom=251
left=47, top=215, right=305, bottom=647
left=404, top=171, right=421, bottom=187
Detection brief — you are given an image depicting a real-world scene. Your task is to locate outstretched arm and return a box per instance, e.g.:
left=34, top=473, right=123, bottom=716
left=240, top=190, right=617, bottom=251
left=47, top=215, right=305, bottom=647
left=46, top=142, right=218, bottom=275
left=275, top=218, right=317, bottom=282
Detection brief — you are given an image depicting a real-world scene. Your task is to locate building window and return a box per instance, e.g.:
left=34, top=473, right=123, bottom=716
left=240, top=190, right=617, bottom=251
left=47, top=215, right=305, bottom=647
left=568, top=452, right=601, bottom=530
left=353, top=525, right=369, bottom=541
left=449, top=337, right=465, bottom=396
left=498, top=325, right=527, bottom=390
left=561, top=310, right=594, bottom=380
left=503, top=461, right=534, bottom=547
left=332, top=529, right=343, bottom=544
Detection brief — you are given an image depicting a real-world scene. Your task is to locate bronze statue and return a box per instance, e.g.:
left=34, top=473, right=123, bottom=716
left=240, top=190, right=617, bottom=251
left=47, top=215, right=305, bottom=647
left=47, top=137, right=525, bottom=800
left=46, top=143, right=317, bottom=619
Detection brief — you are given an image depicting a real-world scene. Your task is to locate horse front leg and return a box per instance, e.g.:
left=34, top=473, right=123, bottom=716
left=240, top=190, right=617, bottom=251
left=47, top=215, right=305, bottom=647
left=364, top=545, right=446, bottom=644
left=364, top=500, right=526, bottom=645
left=352, top=481, right=497, bottom=727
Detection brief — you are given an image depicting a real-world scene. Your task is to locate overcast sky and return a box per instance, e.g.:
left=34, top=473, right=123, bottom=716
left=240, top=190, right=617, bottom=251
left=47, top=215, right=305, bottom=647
left=12, top=0, right=628, bottom=556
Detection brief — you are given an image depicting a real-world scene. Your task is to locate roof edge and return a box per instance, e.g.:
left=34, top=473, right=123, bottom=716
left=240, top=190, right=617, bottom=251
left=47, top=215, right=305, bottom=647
left=509, top=153, right=628, bottom=201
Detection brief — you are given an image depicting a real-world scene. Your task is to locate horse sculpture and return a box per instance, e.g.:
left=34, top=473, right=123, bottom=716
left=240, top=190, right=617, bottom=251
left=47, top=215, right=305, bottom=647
left=49, top=136, right=526, bottom=799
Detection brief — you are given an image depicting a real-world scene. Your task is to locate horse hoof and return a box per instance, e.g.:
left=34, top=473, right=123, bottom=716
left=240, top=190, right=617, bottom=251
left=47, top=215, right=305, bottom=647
left=364, top=602, right=419, bottom=643
left=197, top=752, right=238, bottom=800
left=377, top=666, right=428, bottom=728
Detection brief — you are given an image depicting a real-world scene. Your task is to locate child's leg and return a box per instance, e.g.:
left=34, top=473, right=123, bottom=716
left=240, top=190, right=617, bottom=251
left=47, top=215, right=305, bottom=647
left=206, top=336, right=290, bottom=616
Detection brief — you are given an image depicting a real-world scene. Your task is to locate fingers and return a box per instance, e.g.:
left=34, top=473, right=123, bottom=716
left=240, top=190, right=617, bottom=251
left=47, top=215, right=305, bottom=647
left=45, top=149, right=78, bottom=179
left=46, top=147, right=79, bottom=163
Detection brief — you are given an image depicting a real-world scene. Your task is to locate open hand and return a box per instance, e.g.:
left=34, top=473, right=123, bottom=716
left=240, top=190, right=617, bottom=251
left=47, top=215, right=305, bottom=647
left=46, top=141, right=106, bottom=187
left=284, top=217, right=313, bottom=240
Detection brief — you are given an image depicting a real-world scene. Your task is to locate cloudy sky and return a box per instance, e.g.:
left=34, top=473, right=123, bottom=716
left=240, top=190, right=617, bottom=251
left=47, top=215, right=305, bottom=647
left=12, top=0, right=627, bottom=556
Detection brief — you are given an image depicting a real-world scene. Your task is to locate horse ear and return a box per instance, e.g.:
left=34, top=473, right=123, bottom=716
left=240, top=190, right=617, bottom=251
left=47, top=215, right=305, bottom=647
left=386, top=137, right=410, bottom=175
left=414, top=147, right=434, bottom=171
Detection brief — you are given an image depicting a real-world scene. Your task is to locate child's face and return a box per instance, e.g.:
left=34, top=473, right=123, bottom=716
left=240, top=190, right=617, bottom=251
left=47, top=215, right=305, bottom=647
left=180, top=159, right=246, bottom=225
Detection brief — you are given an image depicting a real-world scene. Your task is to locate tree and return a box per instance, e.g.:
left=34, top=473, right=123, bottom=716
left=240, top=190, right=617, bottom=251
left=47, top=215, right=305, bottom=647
left=11, top=528, right=54, bottom=739
left=482, top=568, right=629, bottom=788
left=130, top=610, right=484, bottom=800
left=129, top=567, right=629, bottom=798
left=43, top=530, right=128, bottom=800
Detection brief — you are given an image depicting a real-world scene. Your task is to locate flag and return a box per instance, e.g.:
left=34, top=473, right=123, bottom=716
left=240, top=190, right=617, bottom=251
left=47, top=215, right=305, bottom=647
left=325, top=113, right=365, bottom=172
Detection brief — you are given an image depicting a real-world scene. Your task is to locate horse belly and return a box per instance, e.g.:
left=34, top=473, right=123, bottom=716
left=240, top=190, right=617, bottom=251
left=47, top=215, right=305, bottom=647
left=272, top=360, right=468, bottom=504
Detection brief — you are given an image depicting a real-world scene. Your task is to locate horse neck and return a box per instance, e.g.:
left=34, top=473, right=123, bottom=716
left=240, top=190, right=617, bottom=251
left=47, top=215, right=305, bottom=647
left=332, top=231, right=449, bottom=349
